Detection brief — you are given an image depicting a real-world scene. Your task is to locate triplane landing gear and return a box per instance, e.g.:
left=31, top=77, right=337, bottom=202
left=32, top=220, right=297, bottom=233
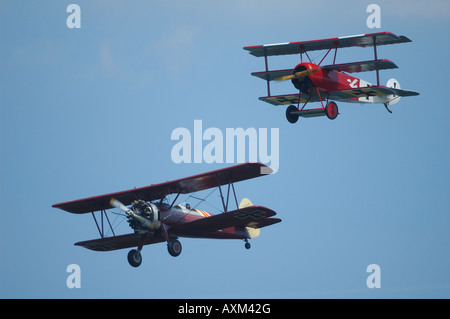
left=325, top=101, right=338, bottom=120
left=285, top=101, right=339, bottom=124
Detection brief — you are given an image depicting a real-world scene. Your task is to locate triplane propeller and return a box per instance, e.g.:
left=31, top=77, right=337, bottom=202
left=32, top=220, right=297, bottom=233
left=244, top=31, right=419, bottom=124
left=53, top=163, right=281, bottom=267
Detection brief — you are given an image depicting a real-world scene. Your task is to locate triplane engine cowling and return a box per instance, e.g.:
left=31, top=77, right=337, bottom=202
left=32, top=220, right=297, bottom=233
left=291, top=63, right=316, bottom=94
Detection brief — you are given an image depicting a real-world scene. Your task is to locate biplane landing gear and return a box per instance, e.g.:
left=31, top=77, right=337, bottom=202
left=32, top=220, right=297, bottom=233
left=167, top=238, right=182, bottom=257
left=325, top=101, right=338, bottom=120
left=127, top=249, right=142, bottom=267
left=286, top=105, right=299, bottom=124
left=244, top=239, right=251, bottom=249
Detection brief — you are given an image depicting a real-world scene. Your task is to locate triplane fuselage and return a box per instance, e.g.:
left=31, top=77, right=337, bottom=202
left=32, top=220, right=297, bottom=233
left=53, top=163, right=281, bottom=267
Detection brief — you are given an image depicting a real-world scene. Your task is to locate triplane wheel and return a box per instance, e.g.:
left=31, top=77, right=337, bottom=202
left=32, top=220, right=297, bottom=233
left=325, top=101, right=338, bottom=120
left=127, top=249, right=142, bottom=267
left=167, top=238, right=182, bottom=257
left=286, top=105, right=299, bottom=124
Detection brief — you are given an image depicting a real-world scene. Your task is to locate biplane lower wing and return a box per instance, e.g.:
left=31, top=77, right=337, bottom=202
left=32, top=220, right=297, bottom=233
left=168, top=206, right=281, bottom=237
left=75, top=233, right=166, bottom=252
left=53, top=163, right=271, bottom=214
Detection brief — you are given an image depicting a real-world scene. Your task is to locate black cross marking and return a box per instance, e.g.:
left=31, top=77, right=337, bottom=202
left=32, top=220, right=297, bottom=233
left=234, top=210, right=267, bottom=220
left=350, top=89, right=379, bottom=97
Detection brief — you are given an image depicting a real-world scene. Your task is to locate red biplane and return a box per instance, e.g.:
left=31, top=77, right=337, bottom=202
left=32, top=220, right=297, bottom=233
left=53, top=163, right=281, bottom=267
left=244, top=31, right=419, bottom=123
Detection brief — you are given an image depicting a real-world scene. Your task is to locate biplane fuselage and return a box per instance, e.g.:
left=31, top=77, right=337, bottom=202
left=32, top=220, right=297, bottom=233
left=158, top=205, right=250, bottom=240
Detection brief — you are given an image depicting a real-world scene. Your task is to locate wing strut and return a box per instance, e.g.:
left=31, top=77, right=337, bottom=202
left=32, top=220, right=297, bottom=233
left=169, top=191, right=181, bottom=209
left=264, top=49, right=271, bottom=97
left=373, top=37, right=380, bottom=86
left=216, top=178, right=239, bottom=213
left=91, top=210, right=116, bottom=238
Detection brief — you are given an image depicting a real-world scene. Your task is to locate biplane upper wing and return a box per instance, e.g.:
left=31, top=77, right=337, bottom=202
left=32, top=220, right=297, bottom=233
left=168, top=205, right=281, bottom=237
left=244, top=32, right=411, bottom=57
left=53, top=163, right=271, bottom=214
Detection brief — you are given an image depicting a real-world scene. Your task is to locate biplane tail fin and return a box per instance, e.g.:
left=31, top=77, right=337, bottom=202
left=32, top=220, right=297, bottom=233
left=246, top=226, right=261, bottom=238
left=239, top=198, right=261, bottom=238
left=239, top=198, right=253, bottom=209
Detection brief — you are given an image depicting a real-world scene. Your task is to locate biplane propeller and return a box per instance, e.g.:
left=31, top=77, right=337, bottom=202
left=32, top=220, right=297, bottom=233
left=244, top=31, right=419, bottom=124
left=53, top=163, right=281, bottom=267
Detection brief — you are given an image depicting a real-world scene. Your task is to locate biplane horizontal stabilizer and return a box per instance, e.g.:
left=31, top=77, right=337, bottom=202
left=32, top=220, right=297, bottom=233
left=168, top=205, right=281, bottom=237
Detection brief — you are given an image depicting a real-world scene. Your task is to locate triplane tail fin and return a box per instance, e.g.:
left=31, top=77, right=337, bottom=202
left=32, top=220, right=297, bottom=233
left=240, top=198, right=261, bottom=238
left=386, top=78, right=401, bottom=106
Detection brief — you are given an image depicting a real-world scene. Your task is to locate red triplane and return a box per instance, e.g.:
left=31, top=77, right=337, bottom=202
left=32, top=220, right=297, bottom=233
left=244, top=31, right=419, bottom=123
left=53, top=163, right=281, bottom=267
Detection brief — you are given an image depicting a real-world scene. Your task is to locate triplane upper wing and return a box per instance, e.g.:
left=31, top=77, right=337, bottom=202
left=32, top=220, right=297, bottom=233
left=243, top=32, right=411, bottom=57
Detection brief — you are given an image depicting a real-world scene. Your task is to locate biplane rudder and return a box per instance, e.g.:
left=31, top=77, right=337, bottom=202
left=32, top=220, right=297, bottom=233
left=239, top=198, right=261, bottom=238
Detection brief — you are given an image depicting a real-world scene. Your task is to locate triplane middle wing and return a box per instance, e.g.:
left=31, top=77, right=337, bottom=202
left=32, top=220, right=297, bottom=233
left=53, top=163, right=281, bottom=267
left=244, top=31, right=419, bottom=124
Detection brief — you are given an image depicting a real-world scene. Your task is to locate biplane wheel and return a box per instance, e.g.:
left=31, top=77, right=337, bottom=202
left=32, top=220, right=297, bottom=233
left=167, top=239, right=182, bottom=257
left=245, top=242, right=251, bottom=249
left=286, top=105, right=299, bottom=124
left=127, top=249, right=142, bottom=267
left=325, top=101, right=338, bottom=120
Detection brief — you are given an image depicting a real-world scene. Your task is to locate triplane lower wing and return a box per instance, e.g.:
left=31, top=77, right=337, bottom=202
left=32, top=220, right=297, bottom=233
left=244, top=31, right=419, bottom=124
left=53, top=163, right=281, bottom=267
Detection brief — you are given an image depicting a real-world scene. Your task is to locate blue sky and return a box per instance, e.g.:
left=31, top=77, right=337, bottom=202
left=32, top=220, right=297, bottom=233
left=0, top=0, right=449, bottom=298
